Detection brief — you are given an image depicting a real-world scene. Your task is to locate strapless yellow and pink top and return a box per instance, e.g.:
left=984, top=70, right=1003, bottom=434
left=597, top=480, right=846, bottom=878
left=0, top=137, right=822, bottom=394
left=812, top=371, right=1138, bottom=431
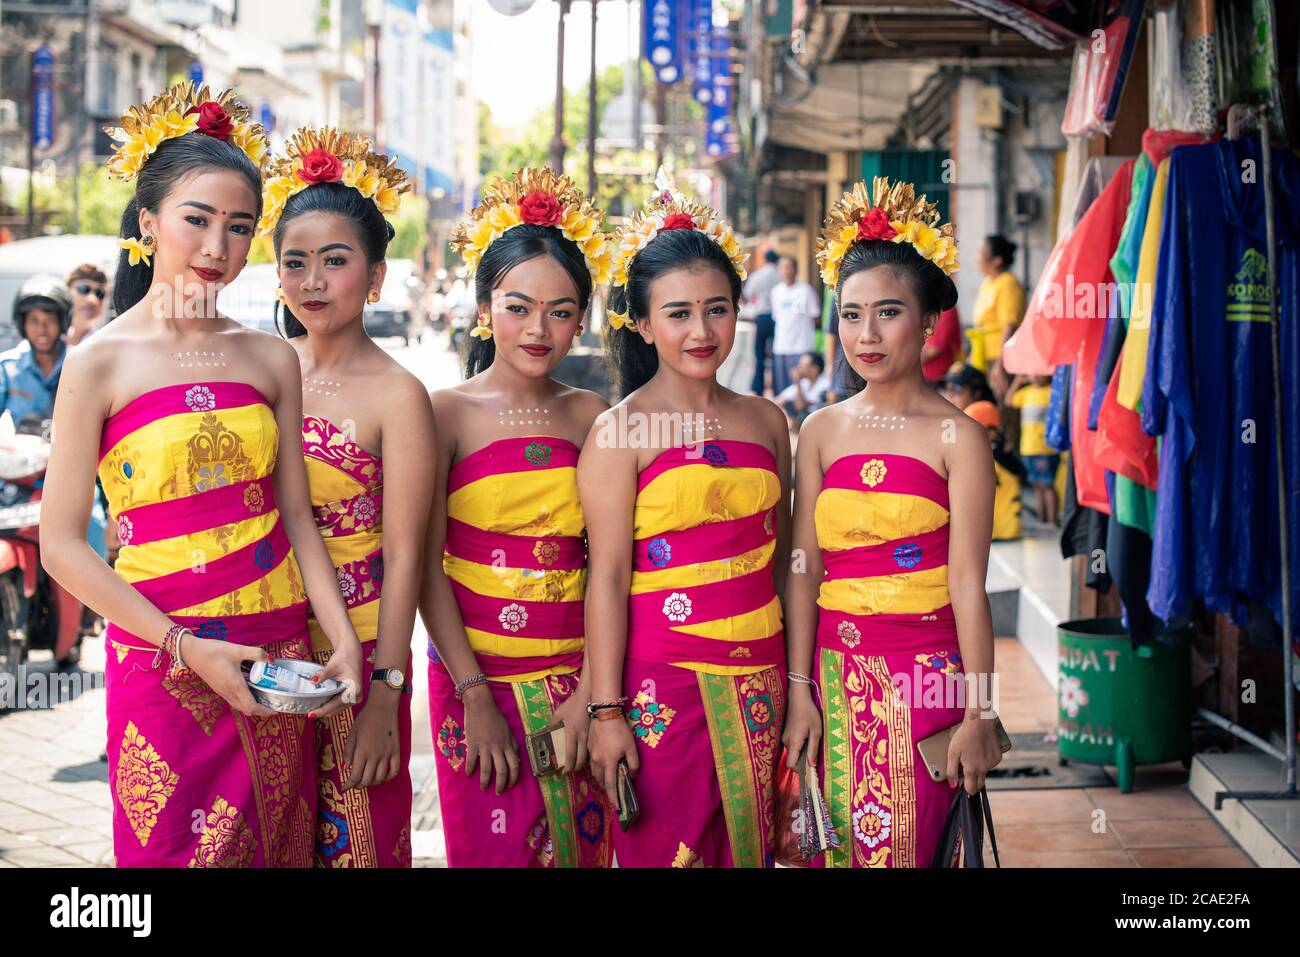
left=814, top=452, right=955, bottom=654
left=301, top=415, right=383, bottom=652
left=442, top=436, right=586, bottom=681
left=628, top=440, right=784, bottom=674
left=99, top=381, right=308, bottom=644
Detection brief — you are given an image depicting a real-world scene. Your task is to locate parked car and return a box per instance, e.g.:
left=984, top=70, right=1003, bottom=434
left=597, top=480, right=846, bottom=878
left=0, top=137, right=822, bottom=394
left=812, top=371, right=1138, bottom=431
left=365, top=258, right=423, bottom=344
left=217, top=262, right=281, bottom=335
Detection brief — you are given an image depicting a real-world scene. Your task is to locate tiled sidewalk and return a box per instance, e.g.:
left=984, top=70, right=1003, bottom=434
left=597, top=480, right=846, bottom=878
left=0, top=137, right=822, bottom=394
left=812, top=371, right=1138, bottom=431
left=0, top=632, right=1253, bottom=867
left=986, top=637, right=1252, bottom=867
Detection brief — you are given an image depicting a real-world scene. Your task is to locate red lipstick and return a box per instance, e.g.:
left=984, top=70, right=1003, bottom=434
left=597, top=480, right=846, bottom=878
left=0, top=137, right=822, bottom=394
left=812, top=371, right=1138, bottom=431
left=858, top=352, right=885, bottom=365
left=193, top=267, right=223, bottom=282
left=300, top=301, right=328, bottom=311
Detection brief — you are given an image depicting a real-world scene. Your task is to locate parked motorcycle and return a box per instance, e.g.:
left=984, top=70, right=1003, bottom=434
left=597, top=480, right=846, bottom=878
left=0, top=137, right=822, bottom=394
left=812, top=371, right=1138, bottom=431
left=0, top=416, right=84, bottom=697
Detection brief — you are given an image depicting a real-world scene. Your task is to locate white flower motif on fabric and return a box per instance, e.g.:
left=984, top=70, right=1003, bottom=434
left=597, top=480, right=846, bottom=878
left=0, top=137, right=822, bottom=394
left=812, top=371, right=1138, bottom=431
left=499, top=602, right=529, bottom=632
left=337, top=570, right=358, bottom=600
left=1059, top=675, right=1088, bottom=718
left=837, top=620, right=861, bottom=649
left=184, top=385, right=216, bottom=412
left=662, top=592, right=693, bottom=623
left=116, top=515, right=134, bottom=546
left=352, top=494, right=377, bottom=528
left=853, top=803, right=892, bottom=848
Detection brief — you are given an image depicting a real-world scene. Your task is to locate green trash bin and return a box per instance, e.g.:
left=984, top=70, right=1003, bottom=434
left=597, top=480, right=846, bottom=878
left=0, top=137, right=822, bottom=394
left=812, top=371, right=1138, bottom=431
left=1056, top=617, right=1190, bottom=792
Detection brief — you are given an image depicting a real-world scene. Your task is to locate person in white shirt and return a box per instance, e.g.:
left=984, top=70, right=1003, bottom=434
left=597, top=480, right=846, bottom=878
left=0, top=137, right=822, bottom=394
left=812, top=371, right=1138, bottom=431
left=776, top=351, right=829, bottom=430
left=741, top=248, right=781, bottom=394
left=770, top=256, right=820, bottom=395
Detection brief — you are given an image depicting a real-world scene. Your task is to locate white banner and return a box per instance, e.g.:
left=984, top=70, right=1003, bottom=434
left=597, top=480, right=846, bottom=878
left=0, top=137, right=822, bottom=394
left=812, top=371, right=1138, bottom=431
left=421, top=30, right=455, bottom=196
left=381, top=0, right=422, bottom=184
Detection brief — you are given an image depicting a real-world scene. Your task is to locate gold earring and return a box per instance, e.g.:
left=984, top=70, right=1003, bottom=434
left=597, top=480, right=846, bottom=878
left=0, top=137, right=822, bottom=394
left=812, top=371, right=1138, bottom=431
left=576, top=323, right=585, bottom=335
left=141, top=234, right=156, bottom=253
left=275, top=288, right=286, bottom=304
left=367, top=289, right=380, bottom=303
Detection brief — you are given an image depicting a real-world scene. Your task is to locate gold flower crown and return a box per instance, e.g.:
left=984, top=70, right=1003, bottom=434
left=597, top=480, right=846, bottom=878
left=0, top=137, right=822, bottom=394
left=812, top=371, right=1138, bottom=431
left=815, top=176, right=958, bottom=288
left=104, top=82, right=270, bottom=182
left=451, top=167, right=613, bottom=287
left=606, top=168, right=747, bottom=330
left=258, top=127, right=411, bottom=237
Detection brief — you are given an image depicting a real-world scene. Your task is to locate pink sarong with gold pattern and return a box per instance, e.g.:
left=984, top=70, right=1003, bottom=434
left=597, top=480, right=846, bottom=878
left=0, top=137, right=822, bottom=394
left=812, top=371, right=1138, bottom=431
left=430, top=436, right=612, bottom=867
left=813, top=453, right=966, bottom=868
left=302, top=415, right=412, bottom=867
left=616, top=440, right=786, bottom=868
left=99, top=381, right=315, bottom=867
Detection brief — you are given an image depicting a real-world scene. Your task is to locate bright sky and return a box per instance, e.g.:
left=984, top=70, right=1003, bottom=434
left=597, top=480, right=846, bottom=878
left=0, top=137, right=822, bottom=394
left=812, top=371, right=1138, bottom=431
left=473, top=0, right=637, bottom=132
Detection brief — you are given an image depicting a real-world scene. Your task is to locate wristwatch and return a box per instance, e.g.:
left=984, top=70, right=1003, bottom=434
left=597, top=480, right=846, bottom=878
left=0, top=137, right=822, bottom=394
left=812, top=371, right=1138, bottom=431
left=372, top=668, right=411, bottom=695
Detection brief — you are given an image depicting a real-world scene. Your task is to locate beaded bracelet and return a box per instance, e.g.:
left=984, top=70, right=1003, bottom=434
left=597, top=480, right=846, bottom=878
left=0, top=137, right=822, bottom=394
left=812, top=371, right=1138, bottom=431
left=788, top=671, right=823, bottom=709
left=455, top=672, right=489, bottom=700
left=586, top=696, right=628, bottom=719
left=152, top=624, right=191, bottom=678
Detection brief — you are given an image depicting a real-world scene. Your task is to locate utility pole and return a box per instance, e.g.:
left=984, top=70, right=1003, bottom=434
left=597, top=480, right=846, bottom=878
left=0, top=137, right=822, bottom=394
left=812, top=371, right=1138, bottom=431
left=587, top=0, right=597, bottom=195
left=549, top=0, right=571, bottom=174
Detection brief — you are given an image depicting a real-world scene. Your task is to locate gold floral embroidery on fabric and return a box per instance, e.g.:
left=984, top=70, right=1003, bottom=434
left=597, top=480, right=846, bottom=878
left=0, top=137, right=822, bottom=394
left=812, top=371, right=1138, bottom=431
left=738, top=667, right=784, bottom=860
left=187, top=412, right=254, bottom=493
left=111, top=640, right=130, bottom=664
left=627, top=688, right=676, bottom=748
left=285, top=556, right=306, bottom=605
left=244, top=483, right=265, bottom=512
left=533, top=540, right=559, bottom=566
left=860, top=459, right=888, bottom=488
left=188, top=796, right=257, bottom=867
left=162, top=668, right=224, bottom=735
left=840, top=656, right=915, bottom=867
left=115, top=720, right=179, bottom=848
left=672, top=842, right=704, bottom=868
left=394, top=824, right=412, bottom=865
left=728, top=645, right=752, bottom=658
left=525, top=813, right=554, bottom=867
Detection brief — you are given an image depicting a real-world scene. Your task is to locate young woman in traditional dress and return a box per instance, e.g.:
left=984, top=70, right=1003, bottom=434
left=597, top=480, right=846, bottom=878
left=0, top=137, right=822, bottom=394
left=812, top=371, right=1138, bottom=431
left=39, top=85, right=362, bottom=867
left=420, top=169, right=614, bottom=867
left=263, top=128, right=434, bottom=867
left=781, top=178, right=1004, bottom=868
left=581, top=180, right=792, bottom=867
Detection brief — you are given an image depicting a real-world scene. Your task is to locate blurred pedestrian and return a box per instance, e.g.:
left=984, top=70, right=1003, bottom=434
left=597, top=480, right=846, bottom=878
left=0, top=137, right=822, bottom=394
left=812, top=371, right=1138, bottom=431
left=775, top=350, right=829, bottom=431
left=1009, top=373, right=1059, bottom=525
left=966, top=399, right=1023, bottom=541
left=921, top=305, right=962, bottom=384
left=970, top=235, right=1024, bottom=398
left=770, top=255, right=819, bottom=395
left=940, top=362, right=994, bottom=411
left=65, top=263, right=108, bottom=345
left=742, top=247, right=780, bottom=394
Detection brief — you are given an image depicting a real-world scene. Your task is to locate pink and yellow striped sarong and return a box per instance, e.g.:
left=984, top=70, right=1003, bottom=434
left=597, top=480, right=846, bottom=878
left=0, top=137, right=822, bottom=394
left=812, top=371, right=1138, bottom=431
left=617, top=440, right=786, bottom=868
left=814, top=453, right=967, bottom=868
left=430, top=436, right=612, bottom=867
left=99, top=381, right=315, bottom=867
left=302, top=415, right=411, bottom=867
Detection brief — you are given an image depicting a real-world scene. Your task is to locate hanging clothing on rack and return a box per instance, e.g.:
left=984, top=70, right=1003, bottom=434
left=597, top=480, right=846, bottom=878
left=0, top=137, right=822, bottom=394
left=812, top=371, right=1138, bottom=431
left=1143, top=137, right=1300, bottom=636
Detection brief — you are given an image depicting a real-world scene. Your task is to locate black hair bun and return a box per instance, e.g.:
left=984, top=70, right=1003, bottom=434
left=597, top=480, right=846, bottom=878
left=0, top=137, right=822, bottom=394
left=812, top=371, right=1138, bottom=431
left=385, top=221, right=396, bottom=243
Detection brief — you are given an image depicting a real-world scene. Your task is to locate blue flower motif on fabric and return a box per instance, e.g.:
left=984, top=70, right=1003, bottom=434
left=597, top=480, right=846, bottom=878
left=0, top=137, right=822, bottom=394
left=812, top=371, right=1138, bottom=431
left=195, top=618, right=227, bottom=641
left=702, top=443, right=727, bottom=465
left=368, top=555, right=385, bottom=584
left=647, top=537, right=672, bottom=568
left=253, top=540, right=275, bottom=571
left=893, top=543, right=923, bottom=569
left=317, top=809, right=350, bottom=856
left=576, top=800, right=605, bottom=845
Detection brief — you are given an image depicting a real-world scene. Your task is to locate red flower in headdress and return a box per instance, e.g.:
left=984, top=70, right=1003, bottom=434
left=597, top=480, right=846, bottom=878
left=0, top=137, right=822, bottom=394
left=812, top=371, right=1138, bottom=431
left=186, top=102, right=233, bottom=140
left=856, top=207, right=898, bottom=242
left=296, top=148, right=344, bottom=184
left=519, top=191, right=564, bottom=226
left=661, top=212, right=696, bottom=231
